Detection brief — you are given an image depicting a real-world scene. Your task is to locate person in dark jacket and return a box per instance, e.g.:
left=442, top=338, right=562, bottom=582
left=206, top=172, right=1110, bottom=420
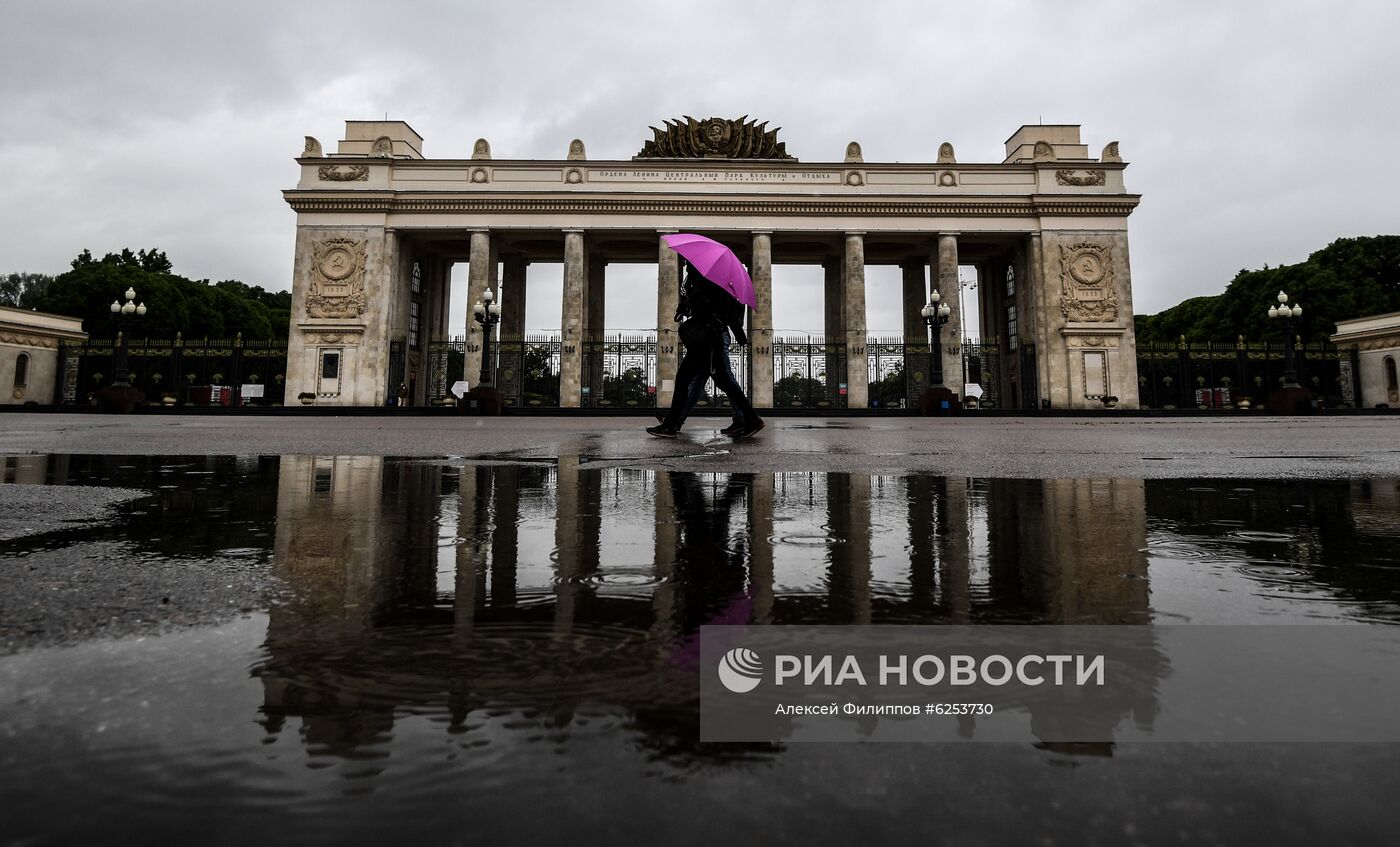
left=647, top=263, right=764, bottom=438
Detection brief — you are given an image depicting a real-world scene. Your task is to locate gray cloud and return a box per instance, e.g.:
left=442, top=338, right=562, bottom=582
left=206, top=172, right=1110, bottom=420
left=3, top=0, right=1397, bottom=333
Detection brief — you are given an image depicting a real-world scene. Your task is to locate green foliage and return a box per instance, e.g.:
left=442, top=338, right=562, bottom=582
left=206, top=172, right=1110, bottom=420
left=22, top=248, right=289, bottom=339
left=775, top=372, right=826, bottom=407
left=600, top=366, right=651, bottom=406
left=1135, top=236, right=1400, bottom=344
left=0, top=272, right=55, bottom=309
left=869, top=362, right=908, bottom=407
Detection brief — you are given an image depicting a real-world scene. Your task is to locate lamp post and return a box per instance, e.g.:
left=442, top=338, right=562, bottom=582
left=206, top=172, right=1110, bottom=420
left=921, top=290, right=952, bottom=387
left=109, top=286, right=148, bottom=387
left=472, top=288, right=502, bottom=387
left=1266, top=289, right=1303, bottom=389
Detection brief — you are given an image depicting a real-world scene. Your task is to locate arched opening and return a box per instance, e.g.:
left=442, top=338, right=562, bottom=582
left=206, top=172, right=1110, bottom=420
left=1385, top=355, right=1398, bottom=404
left=13, top=353, right=29, bottom=391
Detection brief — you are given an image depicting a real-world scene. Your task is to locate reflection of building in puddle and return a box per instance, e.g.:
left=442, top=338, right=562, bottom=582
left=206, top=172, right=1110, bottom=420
left=257, top=461, right=1161, bottom=762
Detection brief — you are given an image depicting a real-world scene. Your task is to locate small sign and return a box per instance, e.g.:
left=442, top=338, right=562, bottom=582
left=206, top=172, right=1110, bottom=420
left=451, top=380, right=470, bottom=398
left=240, top=384, right=265, bottom=398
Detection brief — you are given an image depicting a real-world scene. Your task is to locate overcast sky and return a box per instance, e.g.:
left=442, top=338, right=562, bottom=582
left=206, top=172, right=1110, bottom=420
left=3, top=0, right=1397, bottom=336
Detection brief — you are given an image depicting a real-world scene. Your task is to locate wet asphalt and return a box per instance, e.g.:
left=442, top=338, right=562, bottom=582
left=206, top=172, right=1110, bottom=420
left=2, top=412, right=1398, bottom=479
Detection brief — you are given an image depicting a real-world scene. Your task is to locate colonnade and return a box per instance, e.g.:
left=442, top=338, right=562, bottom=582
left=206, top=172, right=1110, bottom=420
left=458, top=230, right=970, bottom=409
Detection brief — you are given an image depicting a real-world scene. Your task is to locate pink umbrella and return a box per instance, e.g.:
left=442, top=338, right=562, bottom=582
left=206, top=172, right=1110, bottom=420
left=661, top=233, right=756, bottom=309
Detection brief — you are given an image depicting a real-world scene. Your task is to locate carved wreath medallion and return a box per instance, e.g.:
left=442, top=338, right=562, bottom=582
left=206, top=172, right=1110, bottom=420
left=318, top=164, right=369, bottom=182
left=1055, top=169, right=1106, bottom=186
left=1058, top=243, right=1118, bottom=322
left=306, top=239, right=368, bottom=318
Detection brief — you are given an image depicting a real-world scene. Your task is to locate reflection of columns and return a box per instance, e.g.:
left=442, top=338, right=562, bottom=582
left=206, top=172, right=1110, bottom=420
left=1038, top=479, right=1149, bottom=623
left=656, top=231, right=681, bottom=407
left=501, top=255, right=528, bottom=339
left=651, top=470, right=677, bottom=640
left=906, top=475, right=937, bottom=609
left=826, top=472, right=872, bottom=623
left=750, top=232, right=774, bottom=408
left=901, top=259, right=928, bottom=399
left=936, top=233, right=965, bottom=396
left=553, top=455, right=581, bottom=633
left=937, top=475, right=971, bottom=622
left=455, top=466, right=481, bottom=643
left=748, top=473, right=775, bottom=624
left=491, top=466, right=519, bottom=608
left=843, top=233, right=868, bottom=409
left=560, top=230, right=585, bottom=407
left=465, top=229, right=494, bottom=387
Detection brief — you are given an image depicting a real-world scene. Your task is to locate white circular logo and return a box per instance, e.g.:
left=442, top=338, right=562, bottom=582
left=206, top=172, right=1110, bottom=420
left=717, top=647, right=763, bottom=693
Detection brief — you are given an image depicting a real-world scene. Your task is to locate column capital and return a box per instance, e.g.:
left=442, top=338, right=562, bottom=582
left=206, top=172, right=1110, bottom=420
left=469, top=228, right=490, bottom=235
left=844, top=231, right=866, bottom=237
left=937, top=231, right=961, bottom=238
left=561, top=228, right=585, bottom=235
left=751, top=229, right=773, bottom=236
left=657, top=228, right=679, bottom=235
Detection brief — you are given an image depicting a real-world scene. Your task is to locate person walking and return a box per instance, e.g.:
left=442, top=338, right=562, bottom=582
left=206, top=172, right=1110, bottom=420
left=647, top=261, right=764, bottom=438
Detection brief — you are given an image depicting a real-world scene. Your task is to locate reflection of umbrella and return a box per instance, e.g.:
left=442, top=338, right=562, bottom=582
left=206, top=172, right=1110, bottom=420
left=662, top=233, right=756, bottom=309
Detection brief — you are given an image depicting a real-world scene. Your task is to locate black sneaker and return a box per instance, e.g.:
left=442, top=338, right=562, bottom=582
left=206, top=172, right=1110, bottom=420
left=646, top=424, right=680, bottom=438
left=729, top=420, right=766, bottom=438
left=719, top=420, right=744, bottom=435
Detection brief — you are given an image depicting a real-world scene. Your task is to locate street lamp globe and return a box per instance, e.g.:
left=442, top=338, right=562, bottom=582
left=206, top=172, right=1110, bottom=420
left=1277, top=290, right=1288, bottom=304
left=136, top=303, right=147, bottom=316
left=920, top=303, right=933, bottom=318
left=1291, top=303, right=1302, bottom=318
left=110, top=300, right=121, bottom=314
left=125, top=287, right=136, bottom=302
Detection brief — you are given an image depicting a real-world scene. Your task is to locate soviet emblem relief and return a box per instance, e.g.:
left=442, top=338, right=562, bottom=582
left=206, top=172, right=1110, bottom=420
left=1058, top=243, right=1119, bottom=322
left=306, top=238, right=369, bottom=318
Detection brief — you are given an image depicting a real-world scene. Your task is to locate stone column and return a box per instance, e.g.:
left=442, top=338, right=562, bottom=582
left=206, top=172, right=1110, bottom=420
left=585, top=255, right=606, bottom=405
left=936, top=233, right=965, bottom=396
left=901, top=259, right=928, bottom=400
left=656, top=232, right=681, bottom=408
left=1027, top=235, right=1052, bottom=408
left=501, top=255, right=528, bottom=340
left=823, top=258, right=844, bottom=403
left=560, top=230, right=585, bottom=408
left=750, top=231, right=774, bottom=408
left=464, top=229, right=493, bottom=388
left=843, top=233, right=868, bottom=409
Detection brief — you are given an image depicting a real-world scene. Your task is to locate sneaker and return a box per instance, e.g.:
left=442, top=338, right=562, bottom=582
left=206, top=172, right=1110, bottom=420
left=646, top=424, right=680, bottom=438
left=729, top=419, right=766, bottom=438
left=719, top=420, right=745, bottom=435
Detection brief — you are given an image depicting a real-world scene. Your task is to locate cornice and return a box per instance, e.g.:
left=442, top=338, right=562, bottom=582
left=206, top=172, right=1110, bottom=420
left=283, top=191, right=1141, bottom=218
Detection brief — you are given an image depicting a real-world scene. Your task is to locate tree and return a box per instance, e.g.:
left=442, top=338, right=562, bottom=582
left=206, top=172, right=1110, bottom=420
left=24, top=248, right=290, bottom=339
left=1135, top=236, right=1400, bottom=344
left=0, top=272, right=55, bottom=309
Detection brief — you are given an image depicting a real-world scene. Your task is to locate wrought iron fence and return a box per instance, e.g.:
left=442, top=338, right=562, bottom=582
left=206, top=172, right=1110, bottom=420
left=772, top=335, right=847, bottom=409
left=1136, top=340, right=1352, bottom=409
left=58, top=335, right=287, bottom=406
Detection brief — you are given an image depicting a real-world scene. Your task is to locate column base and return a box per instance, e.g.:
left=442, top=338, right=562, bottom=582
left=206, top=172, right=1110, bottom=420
left=919, top=386, right=962, bottom=416
left=459, top=386, right=506, bottom=415
left=97, top=385, right=146, bottom=414
left=1266, top=386, right=1317, bottom=415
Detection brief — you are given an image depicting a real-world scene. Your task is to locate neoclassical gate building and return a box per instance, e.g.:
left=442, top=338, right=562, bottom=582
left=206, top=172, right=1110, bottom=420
left=283, top=118, right=1141, bottom=409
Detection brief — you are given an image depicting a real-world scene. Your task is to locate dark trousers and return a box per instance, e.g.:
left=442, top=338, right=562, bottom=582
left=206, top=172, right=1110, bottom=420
left=662, top=339, right=758, bottom=428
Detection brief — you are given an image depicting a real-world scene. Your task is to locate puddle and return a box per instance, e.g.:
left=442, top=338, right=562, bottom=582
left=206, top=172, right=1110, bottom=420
left=2, top=455, right=1400, bottom=842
